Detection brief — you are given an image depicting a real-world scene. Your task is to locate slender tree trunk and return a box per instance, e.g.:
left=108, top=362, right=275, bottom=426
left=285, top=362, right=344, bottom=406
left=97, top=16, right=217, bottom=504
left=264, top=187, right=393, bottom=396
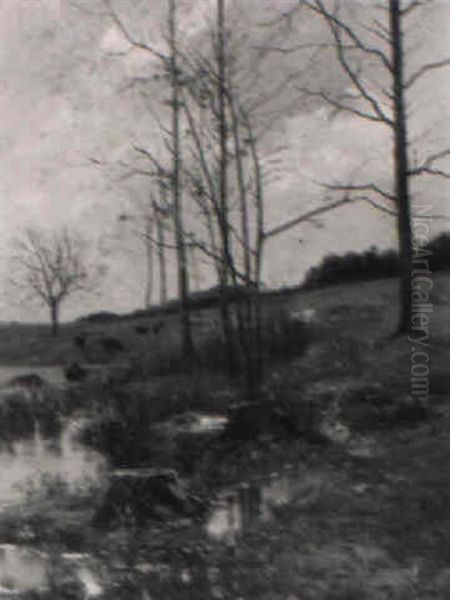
left=169, top=0, right=194, bottom=362
left=229, top=97, right=251, bottom=285
left=217, top=0, right=237, bottom=376
left=228, top=95, right=257, bottom=391
left=189, top=245, right=201, bottom=292
left=247, top=115, right=265, bottom=384
left=156, top=210, right=168, bottom=304
left=50, top=301, right=59, bottom=337
left=390, top=0, right=413, bottom=335
left=144, top=214, right=154, bottom=309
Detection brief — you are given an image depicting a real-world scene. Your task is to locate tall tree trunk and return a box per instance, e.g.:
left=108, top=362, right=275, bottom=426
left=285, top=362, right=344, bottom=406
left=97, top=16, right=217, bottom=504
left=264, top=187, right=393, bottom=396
left=156, top=211, right=168, bottom=304
left=50, top=301, right=59, bottom=337
left=169, top=0, right=194, bottom=363
left=189, top=245, right=201, bottom=292
left=228, top=95, right=257, bottom=392
left=248, top=115, right=265, bottom=384
left=217, top=0, right=237, bottom=376
left=390, top=0, right=413, bottom=335
left=144, top=214, right=154, bottom=309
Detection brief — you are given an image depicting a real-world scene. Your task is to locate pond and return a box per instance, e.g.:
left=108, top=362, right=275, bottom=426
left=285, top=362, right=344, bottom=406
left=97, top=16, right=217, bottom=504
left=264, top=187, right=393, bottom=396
left=154, top=412, right=229, bottom=435
left=0, top=416, right=107, bottom=596
left=0, top=418, right=107, bottom=509
left=0, top=365, right=66, bottom=389
left=206, top=468, right=300, bottom=543
left=0, top=378, right=309, bottom=596
left=0, top=544, right=103, bottom=597
left=0, top=543, right=49, bottom=593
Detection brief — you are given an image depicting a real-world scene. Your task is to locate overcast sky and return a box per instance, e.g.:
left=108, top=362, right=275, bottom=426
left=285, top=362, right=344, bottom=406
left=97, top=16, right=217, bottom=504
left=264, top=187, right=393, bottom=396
left=1, top=0, right=449, bottom=322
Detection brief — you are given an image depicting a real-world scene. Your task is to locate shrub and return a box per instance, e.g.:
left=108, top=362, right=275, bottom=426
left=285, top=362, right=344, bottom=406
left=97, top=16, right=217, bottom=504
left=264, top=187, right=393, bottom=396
left=303, top=233, right=450, bottom=290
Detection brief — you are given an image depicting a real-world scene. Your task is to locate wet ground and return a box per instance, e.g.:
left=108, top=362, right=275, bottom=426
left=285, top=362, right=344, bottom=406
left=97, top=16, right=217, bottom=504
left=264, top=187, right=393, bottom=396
left=1, top=357, right=449, bottom=598
left=0, top=407, right=316, bottom=597
left=0, top=419, right=106, bottom=510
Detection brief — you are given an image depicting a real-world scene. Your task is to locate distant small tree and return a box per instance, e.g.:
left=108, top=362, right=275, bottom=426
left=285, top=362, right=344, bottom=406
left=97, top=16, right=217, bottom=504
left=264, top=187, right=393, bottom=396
left=11, top=228, right=101, bottom=336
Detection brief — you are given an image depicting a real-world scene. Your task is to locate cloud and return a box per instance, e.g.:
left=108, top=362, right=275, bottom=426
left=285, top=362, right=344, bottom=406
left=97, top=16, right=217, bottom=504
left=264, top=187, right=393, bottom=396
left=1, top=0, right=449, bottom=321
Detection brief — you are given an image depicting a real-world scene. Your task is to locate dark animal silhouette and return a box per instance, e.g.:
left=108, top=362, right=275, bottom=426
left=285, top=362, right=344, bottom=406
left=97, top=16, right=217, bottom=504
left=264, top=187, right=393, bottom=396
left=64, top=362, right=88, bottom=382
left=153, top=321, right=165, bottom=335
left=101, top=337, right=126, bottom=354
left=135, top=325, right=149, bottom=335
left=73, top=332, right=88, bottom=351
left=8, top=373, right=45, bottom=389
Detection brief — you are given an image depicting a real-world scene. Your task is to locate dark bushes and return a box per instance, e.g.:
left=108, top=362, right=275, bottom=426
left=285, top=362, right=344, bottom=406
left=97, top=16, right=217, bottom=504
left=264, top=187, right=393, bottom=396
left=303, top=233, right=450, bottom=289
left=303, top=247, right=399, bottom=289
left=78, top=311, right=119, bottom=324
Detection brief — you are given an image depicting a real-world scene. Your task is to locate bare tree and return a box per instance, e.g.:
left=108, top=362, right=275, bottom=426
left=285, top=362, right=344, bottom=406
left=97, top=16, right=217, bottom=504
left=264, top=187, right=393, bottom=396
left=143, top=213, right=155, bottom=308
left=118, top=197, right=156, bottom=309
left=153, top=191, right=170, bottom=305
left=104, top=0, right=194, bottom=361
left=88, top=0, right=377, bottom=384
left=168, top=0, right=194, bottom=359
left=11, top=228, right=100, bottom=336
left=281, top=0, right=450, bottom=334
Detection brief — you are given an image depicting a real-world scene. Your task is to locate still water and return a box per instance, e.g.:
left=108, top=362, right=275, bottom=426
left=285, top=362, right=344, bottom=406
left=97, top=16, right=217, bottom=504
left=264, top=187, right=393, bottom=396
left=0, top=417, right=106, bottom=595
left=0, top=419, right=106, bottom=508
left=0, top=368, right=306, bottom=595
left=0, top=544, right=103, bottom=596
left=0, top=365, right=66, bottom=388
left=206, top=470, right=298, bottom=542
left=206, top=464, right=328, bottom=544
left=0, top=544, right=49, bottom=593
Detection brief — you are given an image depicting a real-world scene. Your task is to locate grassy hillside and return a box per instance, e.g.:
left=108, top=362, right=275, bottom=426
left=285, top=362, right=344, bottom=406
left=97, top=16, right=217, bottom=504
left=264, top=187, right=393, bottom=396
left=1, top=274, right=449, bottom=372
left=1, top=274, right=449, bottom=599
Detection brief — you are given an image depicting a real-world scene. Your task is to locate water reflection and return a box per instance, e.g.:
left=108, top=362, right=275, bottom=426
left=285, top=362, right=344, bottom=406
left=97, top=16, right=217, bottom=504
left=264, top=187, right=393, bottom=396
left=0, top=365, right=66, bottom=389
left=0, top=544, right=48, bottom=593
left=0, top=545, right=103, bottom=597
left=0, top=419, right=106, bottom=508
left=158, top=413, right=229, bottom=436
left=207, top=472, right=295, bottom=542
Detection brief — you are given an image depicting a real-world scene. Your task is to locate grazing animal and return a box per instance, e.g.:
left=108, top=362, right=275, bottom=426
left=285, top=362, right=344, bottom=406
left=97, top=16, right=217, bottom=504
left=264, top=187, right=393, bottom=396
left=135, top=325, right=149, bottom=335
left=101, top=337, right=126, bottom=354
left=64, top=362, right=88, bottom=382
left=153, top=321, right=165, bottom=335
left=73, top=332, right=88, bottom=351
left=8, top=373, right=45, bottom=389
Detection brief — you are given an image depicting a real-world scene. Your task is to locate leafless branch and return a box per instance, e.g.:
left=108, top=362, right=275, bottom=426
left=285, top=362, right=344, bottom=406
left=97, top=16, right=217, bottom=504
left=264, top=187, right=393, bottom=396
left=409, top=167, right=450, bottom=179
left=295, top=86, right=390, bottom=124
left=10, top=228, right=100, bottom=331
left=251, top=41, right=357, bottom=54
left=264, top=196, right=354, bottom=239
left=354, top=195, right=398, bottom=216
left=361, top=22, right=390, bottom=44
left=305, top=0, right=393, bottom=72
left=103, top=0, right=167, bottom=63
left=401, top=1, right=427, bottom=17
left=405, top=57, right=450, bottom=89
left=71, top=1, right=108, bottom=17
left=322, top=182, right=395, bottom=202
left=408, top=149, right=450, bottom=178
left=133, top=145, right=170, bottom=179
